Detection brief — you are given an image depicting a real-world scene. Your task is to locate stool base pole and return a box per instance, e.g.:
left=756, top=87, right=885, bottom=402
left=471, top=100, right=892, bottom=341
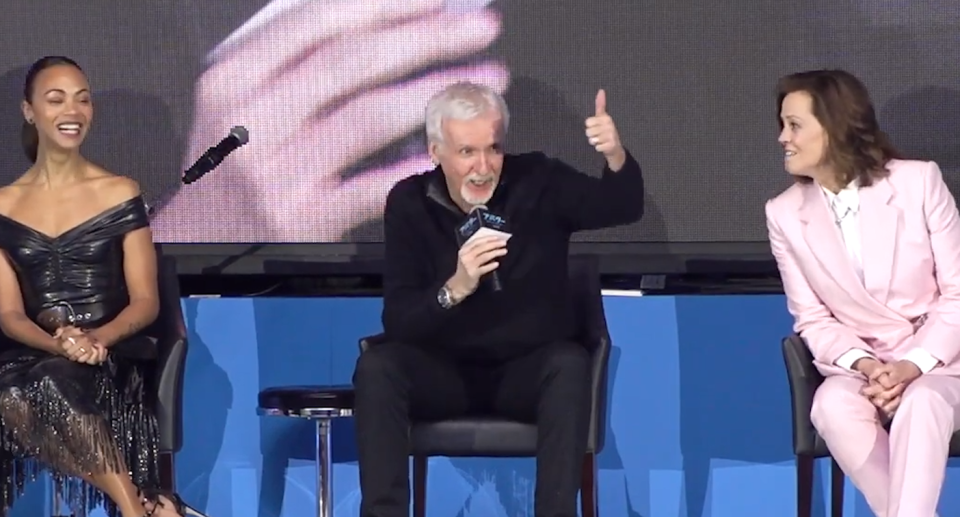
left=316, top=419, right=334, bottom=517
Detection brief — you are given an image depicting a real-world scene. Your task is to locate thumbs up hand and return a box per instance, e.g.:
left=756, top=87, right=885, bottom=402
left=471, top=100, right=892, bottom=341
left=584, top=89, right=626, bottom=171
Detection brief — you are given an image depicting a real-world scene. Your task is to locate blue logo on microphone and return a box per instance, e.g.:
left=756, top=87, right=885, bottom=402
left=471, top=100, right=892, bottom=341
left=480, top=212, right=506, bottom=228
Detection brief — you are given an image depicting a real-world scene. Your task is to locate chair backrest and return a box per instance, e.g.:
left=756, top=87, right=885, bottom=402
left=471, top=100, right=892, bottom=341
left=781, top=333, right=818, bottom=382
left=781, top=333, right=827, bottom=456
left=147, top=245, right=188, bottom=453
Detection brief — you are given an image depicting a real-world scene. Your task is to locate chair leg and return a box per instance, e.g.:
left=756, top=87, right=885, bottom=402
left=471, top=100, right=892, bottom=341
left=796, top=455, right=814, bottom=517
left=830, top=458, right=844, bottom=517
left=412, top=456, right=428, bottom=517
left=580, top=452, right=598, bottom=517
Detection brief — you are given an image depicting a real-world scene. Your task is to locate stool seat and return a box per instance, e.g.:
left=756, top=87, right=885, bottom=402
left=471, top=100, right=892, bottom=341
left=257, top=384, right=355, bottom=418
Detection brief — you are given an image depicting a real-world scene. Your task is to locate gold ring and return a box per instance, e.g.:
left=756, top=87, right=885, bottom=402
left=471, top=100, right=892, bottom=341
left=79, top=347, right=86, bottom=354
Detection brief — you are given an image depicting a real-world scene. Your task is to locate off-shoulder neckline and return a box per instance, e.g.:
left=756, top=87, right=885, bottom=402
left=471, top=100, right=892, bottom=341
left=0, top=195, right=144, bottom=241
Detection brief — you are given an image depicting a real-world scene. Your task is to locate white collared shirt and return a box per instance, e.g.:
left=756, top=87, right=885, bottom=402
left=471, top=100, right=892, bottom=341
left=822, top=182, right=938, bottom=374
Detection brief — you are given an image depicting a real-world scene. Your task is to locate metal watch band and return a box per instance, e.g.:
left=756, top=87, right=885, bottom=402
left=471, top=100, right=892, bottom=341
left=437, top=285, right=454, bottom=309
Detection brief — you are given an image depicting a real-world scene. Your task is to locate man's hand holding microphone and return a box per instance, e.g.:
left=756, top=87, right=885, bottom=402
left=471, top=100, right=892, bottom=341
left=444, top=236, right=508, bottom=304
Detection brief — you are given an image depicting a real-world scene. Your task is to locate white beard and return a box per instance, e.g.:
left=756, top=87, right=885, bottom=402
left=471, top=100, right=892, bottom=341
left=461, top=179, right=496, bottom=206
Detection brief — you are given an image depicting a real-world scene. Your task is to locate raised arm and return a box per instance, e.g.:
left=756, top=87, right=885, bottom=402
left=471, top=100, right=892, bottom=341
left=547, top=89, right=644, bottom=232
left=544, top=152, right=644, bottom=233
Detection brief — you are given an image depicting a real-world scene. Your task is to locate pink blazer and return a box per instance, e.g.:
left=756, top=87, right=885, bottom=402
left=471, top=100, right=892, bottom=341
left=766, top=159, right=960, bottom=377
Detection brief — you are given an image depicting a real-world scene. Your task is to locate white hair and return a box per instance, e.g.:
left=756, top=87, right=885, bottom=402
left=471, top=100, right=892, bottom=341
left=425, top=82, right=510, bottom=146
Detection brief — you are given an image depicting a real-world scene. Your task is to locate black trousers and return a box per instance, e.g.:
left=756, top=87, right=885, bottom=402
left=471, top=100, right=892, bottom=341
left=353, top=341, right=591, bottom=517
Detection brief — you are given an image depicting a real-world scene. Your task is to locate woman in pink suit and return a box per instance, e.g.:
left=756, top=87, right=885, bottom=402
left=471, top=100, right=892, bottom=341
left=766, top=69, right=960, bottom=517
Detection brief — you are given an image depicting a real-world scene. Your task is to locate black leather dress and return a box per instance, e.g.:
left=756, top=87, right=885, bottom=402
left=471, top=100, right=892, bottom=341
left=0, top=195, right=160, bottom=517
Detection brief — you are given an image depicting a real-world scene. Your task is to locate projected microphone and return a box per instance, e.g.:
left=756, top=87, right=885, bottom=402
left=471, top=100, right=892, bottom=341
left=456, top=205, right=512, bottom=292
left=182, top=126, right=250, bottom=184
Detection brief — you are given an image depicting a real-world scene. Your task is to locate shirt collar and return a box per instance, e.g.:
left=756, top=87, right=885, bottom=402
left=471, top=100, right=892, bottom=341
left=426, top=169, right=462, bottom=214
left=821, top=179, right=860, bottom=213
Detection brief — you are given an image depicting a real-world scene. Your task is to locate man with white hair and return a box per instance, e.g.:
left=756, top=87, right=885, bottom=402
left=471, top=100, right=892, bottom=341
left=352, top=81, right=644, bottom=517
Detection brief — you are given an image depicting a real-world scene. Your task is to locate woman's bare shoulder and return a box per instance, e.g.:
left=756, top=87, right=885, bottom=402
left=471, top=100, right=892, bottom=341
left=85, top=166, right=141, bottom=204
left=0, top=183, right=29, bottom=217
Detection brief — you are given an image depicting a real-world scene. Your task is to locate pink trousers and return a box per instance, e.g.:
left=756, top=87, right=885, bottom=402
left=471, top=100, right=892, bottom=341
left=811, top=375, right=960, bottom=517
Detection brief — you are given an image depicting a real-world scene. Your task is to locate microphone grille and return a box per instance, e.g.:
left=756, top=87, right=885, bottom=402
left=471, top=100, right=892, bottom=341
left=230, top=125, right=250, bottom=144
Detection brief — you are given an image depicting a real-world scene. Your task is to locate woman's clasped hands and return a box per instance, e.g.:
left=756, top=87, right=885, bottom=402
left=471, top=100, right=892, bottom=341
left=857, top=358, right=922, bottom=420
left=54, top=326, right=107, bottom=365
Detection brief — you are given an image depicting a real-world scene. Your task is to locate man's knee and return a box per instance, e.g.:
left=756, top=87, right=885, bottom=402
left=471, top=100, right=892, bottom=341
left=353, top=342, right=411, bottom=393
left=542, top=342, right=591, bottom=383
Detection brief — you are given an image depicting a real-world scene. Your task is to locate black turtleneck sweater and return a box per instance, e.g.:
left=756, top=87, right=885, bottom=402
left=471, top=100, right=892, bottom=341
left=381, top=151, right=644, bottom=362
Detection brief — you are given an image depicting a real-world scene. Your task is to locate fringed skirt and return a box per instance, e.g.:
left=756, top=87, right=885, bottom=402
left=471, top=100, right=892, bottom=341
left=0, top=341, right=159, bottom=517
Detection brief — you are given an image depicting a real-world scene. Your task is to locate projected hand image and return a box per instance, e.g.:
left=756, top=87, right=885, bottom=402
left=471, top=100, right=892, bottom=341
left=153, top=0, right=509, bottom=243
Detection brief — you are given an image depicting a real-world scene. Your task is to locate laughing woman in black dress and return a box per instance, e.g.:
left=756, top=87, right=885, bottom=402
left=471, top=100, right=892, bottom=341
left=0, top=57, right=197, bottom=517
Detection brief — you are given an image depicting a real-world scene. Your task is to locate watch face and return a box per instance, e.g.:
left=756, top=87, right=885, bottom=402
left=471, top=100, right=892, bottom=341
left=438, top=287, right=452, bottom=308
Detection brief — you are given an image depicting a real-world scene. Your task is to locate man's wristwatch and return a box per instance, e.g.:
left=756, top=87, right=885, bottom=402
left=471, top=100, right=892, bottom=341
left=437, top=285, right=456, bottom=309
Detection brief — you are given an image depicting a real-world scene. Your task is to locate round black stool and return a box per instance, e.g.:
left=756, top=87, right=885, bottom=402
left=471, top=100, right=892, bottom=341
left=257, top=385, right=355, bottom=517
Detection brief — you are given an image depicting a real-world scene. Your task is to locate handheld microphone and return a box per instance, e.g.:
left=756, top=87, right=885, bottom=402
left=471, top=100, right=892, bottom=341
left=182, top=126, right=250, bottom=184
left=455, top=205, right=511, bottom=292
left=143, top=126, right=250, bottom=217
